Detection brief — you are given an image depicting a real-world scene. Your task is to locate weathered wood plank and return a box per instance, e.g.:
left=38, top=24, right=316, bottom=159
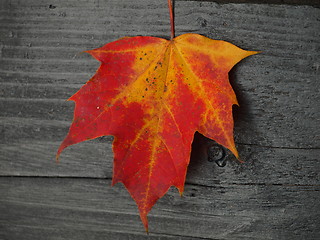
left=181, top=0, right=320, bottom=7
left=1, top=139, right=319, bottom=187
left=1, top=1, right=319, bottom=239
left=0, top=84, right=82, bottom=99
left=1, top=177, right=319, bottom=239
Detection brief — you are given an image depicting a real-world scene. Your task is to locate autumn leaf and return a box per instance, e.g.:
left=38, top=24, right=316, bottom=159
left=56, top=33, right=257, bottom=231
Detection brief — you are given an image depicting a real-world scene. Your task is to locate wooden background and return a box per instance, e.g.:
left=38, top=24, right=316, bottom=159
left=1, top=0, right=319, bottom=239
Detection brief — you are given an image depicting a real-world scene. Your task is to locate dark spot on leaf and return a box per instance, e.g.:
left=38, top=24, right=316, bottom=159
left=139, top=58, right=142, bottom=60
left=49, top=4, right=56, bottom=9
left=145, top=88, right=148, bottom=91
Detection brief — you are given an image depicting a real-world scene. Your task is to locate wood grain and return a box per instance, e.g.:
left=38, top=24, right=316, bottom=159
left=1, top=140, right=319, bottom=187
left=1, top=177, right=319, bottom=239
left=0, top=0, right=319, bottom=239
left=179, top=0, right=320, bottom=7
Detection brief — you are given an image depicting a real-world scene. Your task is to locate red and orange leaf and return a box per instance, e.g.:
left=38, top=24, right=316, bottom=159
left=57, top=33, right=257, bottom=231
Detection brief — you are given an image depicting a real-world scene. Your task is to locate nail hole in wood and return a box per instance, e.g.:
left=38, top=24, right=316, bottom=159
left=207, top=144, right=227, bottom=167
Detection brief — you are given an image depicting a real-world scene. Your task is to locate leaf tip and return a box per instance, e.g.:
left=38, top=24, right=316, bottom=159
left=237, top=158, right=245, bottom=164
left=238, top=50, right=260, bottom=62
left=248, top=50, right=261, bottom=56
left=178, top=185, right=184, bottom=197
left=229, top=145, right=239, bottom=160
left=233, top=150, right=244, bottom=163
left=83, top=49, right=92, bottom=54
left=56, top=139, right=69, bottom=164
left=140, top=212, right=149, bottom=233
left=55, top=153, right=60, bottom=164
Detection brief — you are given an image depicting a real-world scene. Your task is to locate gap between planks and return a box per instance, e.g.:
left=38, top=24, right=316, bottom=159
left=1, top=175, right=319, bottom=188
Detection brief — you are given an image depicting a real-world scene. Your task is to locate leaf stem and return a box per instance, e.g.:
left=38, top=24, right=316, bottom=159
left=168, top=0, right=175, bottom=40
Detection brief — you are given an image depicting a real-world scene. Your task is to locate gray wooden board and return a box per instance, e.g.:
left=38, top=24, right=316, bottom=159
left=1, top=139, right=319, bottom=186
left=0, top=0, right=319, bottom=239
left=1, top=177, right=319, bottom=239
left=180, top=0, right=320, bottom=7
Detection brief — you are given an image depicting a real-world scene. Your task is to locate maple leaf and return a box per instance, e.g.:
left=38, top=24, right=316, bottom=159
left=57, top=33, right=257, bottom=231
